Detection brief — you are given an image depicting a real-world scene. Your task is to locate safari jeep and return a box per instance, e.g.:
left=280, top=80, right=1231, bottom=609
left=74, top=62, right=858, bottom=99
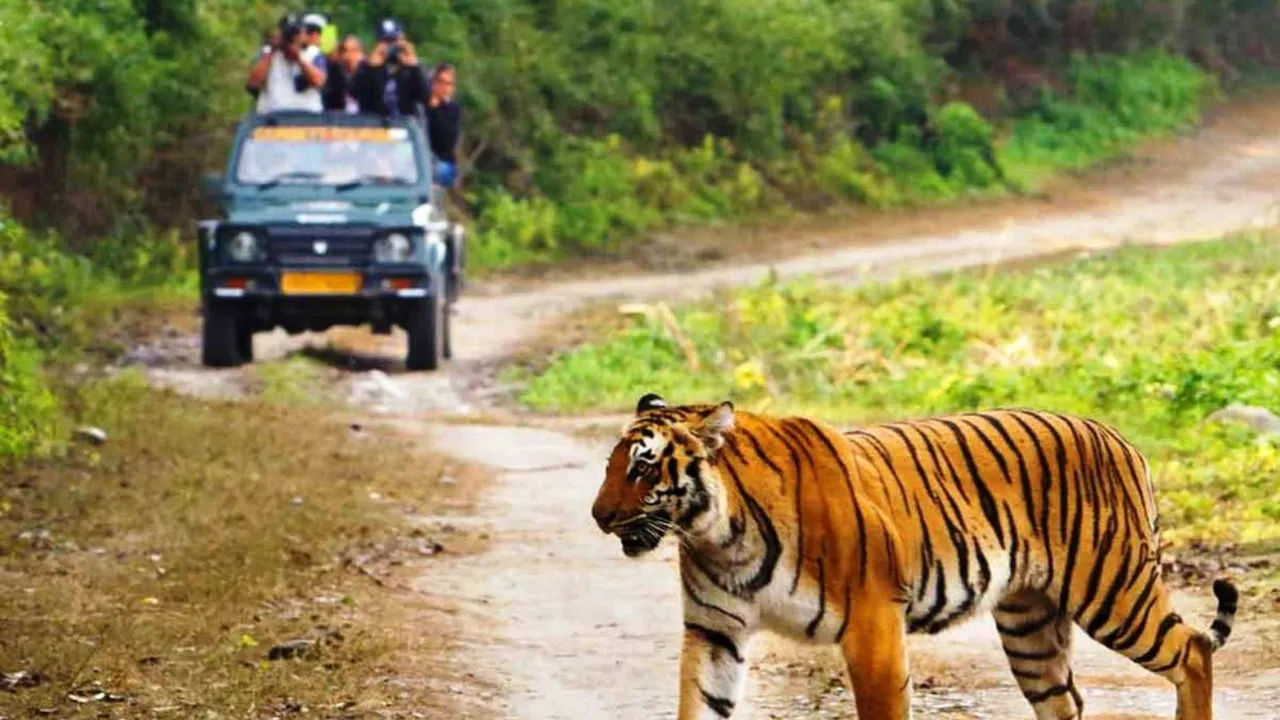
left=197, top=110, right=465, bottom=370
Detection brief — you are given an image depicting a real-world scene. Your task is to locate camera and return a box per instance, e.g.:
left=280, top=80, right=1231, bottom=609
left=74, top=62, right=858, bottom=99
left=387, top=43, right=403, bottom=65
left=278, top=14, right=302, bottom=47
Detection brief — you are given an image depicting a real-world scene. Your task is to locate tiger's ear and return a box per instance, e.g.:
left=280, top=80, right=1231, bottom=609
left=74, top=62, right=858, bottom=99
left=636, top=393, right=667, bottom=414
left=694, top=401, right=735, bottom=451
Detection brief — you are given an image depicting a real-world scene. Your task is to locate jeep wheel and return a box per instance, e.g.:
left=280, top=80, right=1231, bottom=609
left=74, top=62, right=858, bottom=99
left=405, top=293, right=443, bottom=371
left=442, top=301, right=454, bottom=360
left=237, top=326, right=255, bottom=362
left=202, top=302, right=244, bottom=368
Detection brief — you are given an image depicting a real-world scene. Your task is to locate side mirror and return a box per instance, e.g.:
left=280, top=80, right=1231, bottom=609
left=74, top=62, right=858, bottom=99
left=201, top=173, right=225, bottom=202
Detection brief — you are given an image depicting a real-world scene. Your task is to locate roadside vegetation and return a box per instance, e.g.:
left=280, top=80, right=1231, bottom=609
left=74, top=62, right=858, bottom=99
left=3, top=1, right=1278, bottom=275
left=0, top=373, right=489, bottom=718
left=509, top=233, right=1280, bottom=547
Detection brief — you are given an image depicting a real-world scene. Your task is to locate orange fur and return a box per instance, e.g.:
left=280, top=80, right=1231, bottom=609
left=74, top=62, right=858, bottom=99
left=591, top=396, right=1238, bottom=720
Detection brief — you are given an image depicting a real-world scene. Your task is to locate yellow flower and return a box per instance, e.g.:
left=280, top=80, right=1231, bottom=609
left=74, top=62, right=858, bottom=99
left=732, top=360, right=767, bottom=392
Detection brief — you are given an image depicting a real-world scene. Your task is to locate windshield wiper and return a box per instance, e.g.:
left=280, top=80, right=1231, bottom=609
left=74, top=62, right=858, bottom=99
left=334, top=175, right=412, bottom=192
left=255, top=171, right=326, bottom=190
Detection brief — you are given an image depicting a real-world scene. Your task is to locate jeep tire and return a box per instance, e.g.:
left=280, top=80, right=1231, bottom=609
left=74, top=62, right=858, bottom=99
left=202, top=302, right=244, bottom=368
left=442, top=301, right=453, bottom=360
left=237, top=326, right=255, bottom=362
left=405, top=293, right=444, bottom=371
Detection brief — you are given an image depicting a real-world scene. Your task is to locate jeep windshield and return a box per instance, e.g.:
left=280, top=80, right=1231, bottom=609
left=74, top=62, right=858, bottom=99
left=233, top=124, right=421, bottom=188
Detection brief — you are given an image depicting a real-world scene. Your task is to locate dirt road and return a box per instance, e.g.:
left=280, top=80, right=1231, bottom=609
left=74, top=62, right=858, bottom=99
left=129, top=98, right=1280, bottom=718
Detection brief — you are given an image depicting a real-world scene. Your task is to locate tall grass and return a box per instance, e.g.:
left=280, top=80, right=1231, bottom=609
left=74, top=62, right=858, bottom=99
left=509, top=233, right=1280, bottom=544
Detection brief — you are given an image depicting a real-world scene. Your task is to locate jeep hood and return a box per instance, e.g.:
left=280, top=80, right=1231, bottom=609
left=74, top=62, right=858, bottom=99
left=222, top=196, right=433, bottom=227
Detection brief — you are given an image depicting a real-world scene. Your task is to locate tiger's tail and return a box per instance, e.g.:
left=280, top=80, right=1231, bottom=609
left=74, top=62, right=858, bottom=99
left=1206, top=578, right=1239, bottom=651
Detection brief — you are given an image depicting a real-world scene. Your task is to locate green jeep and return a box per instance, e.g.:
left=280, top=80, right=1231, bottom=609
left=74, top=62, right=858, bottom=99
left=197, top=110, right=465, bottom=371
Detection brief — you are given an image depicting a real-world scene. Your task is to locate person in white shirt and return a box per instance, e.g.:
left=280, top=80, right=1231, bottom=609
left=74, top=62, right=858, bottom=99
left=245, top=14, right=327, bottom=113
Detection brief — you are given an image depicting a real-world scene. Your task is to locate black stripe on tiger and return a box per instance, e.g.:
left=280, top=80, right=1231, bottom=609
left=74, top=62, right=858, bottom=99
left=795, top=417, right=870, bottom=587
left=1010, top=411, right=1060, bottom=546
left=937, top=418, right=1006, bottom=546
left=997, top=612, right=1057, bottom=638
left=1055, top=452, right=1088, bottom=611
left=1083, top=535, right=1136, bottom=636
left=956, top=415, right=1014, bottom=486
left=699, top=686, right=734, bottom=718
left=1024, top=673, right=1075, bottom=705
left=806, top=556, right=827, bottom=638
left=716, top=450, right=781, bottom=597
left=1098, top=563, right=1159, bottom=649
left=1133, top=613, right=1183, bottom=665
left=681, top=573, right=746, bottom=629
left=773, top=422, right=817, bottom=594
left=1004, top=646, right=1060, bottom=661
left=685, top=622, right=744, bottom=663
left=1073, top=516, right=1119, bottom=625
left=847, top=430, right=914, bottom=517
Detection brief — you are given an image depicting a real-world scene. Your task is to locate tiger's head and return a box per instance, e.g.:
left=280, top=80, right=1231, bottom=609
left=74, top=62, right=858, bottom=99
left=591, top=392, right=735, bottom=557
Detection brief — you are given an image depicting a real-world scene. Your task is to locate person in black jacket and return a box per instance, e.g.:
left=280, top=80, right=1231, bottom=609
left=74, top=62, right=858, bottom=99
left=322, top=35, right=365, bottom=113
left=352, top=19, right=430, bottom=119
left=424, top=62, right=461, bottom=188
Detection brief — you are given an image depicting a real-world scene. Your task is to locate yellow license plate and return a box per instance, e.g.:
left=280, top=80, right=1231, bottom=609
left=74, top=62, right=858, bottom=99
left=280, top=272, right=362, bottom=295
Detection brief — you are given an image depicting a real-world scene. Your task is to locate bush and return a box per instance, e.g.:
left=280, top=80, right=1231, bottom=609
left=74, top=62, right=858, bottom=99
left=1003, top=50, right=1213, bottom=181
left=0, top=294, right=60, bottom=467
left=0, top=0, right=1258, bottom=271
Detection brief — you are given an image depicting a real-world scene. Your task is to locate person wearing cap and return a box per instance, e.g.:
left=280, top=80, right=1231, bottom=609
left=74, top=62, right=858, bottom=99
left=300, top=13, right=329, bottom=73
left=245, top=13, right=327, bottom=113
left=352, top=18, right=431, bottom=120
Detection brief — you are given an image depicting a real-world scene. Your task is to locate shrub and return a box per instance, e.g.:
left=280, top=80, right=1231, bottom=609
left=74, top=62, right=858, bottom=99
left=0, top=293, right=60, bottom=466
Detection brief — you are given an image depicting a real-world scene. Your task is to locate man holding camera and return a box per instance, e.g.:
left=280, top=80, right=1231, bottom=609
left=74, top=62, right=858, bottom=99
left=245, top=13, right=328, bottom=113
left=352, top=19, right=431, bottom=120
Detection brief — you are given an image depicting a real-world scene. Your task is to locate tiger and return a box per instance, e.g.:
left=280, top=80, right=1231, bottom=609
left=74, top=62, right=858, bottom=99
left=590, top=393, right=1239, bottom=720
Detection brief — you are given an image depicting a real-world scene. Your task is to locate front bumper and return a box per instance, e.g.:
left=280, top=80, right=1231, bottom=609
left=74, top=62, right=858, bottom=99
left=203, top=267, right=438, bottom=334
left=205, top=266, right=434, bottom=299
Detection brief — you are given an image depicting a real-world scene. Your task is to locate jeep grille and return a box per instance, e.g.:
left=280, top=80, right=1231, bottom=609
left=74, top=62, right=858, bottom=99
left=267, top=227, right=374, bottom=266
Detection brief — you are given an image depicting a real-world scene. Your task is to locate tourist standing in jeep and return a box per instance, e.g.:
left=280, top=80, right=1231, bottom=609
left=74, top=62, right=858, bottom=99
left=352, top=19, right=431, bottom=120
left=424, top=62, right=461, bottom=189
left=245, top=14, right=327, bottom=113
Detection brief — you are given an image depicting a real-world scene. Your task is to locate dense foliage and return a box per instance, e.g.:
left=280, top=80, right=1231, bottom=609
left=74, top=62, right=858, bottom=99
left=511, top=234, right=1280, bottom=544
left=0, top=294, right=59, bottom=467
left=0, top=0, right=1273, bottom=267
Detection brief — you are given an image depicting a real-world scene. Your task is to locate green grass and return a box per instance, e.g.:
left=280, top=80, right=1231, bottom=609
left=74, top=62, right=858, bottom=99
left=0, top=209, right=195, bottom=468
left=252, top=356, right=328, bottom=407
left=509, top=232, right=1280, bottom=545
left=1000, top=51, right=1214, bottom=189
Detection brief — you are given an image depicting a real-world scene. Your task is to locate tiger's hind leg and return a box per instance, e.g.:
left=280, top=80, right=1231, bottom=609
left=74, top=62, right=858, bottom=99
left=995, top=590, right=1084, bottom=720
left=1074, top=566, right=1236, bottom=720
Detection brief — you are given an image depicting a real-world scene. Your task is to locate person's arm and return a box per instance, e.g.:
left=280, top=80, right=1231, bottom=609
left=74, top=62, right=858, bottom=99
left=295, top=54, right=326, bottom=89
left=246, top=50, right=272, bottom=92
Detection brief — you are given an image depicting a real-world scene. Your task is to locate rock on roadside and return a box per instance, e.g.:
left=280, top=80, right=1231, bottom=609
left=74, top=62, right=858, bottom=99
left=1206, top=403, right=1280, bottom=436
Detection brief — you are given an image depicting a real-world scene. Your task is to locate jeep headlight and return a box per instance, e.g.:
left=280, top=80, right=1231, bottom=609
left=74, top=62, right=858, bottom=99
left=227, top=231, right=262, bottom=262
left=374, top=232, right=413, bottom=262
